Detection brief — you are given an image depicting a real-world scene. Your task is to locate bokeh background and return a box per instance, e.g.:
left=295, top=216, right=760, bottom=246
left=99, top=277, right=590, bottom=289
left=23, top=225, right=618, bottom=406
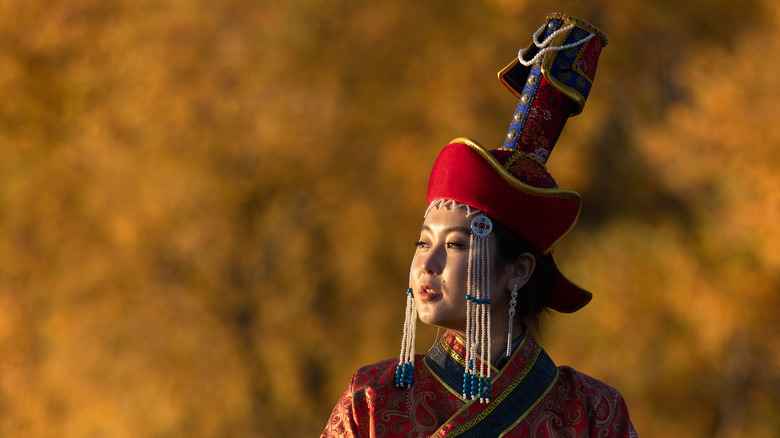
left=2, top=0, right=779, bottom=436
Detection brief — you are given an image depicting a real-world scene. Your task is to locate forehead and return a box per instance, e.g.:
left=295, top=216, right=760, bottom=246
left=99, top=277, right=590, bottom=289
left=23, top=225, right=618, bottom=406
left=421, top=207, right=472, bottom=231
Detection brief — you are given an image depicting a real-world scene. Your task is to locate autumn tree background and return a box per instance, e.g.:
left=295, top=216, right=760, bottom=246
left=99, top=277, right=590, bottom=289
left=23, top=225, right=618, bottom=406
left=1, top=0, right=779, bottom=436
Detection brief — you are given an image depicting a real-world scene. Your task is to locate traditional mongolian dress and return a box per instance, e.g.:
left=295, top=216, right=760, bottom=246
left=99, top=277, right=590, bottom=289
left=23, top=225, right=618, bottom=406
left=322, top=330, right=637, bottom=437
left=323, top=12, right=638, bottom=437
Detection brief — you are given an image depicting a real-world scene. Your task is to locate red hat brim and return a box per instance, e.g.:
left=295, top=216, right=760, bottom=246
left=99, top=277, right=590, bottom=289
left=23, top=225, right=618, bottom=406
left=427, top=138, right=580, bottom=253
left=546, top=254, right=592, bottom=313
left=426, top=138, right=591, bottom=313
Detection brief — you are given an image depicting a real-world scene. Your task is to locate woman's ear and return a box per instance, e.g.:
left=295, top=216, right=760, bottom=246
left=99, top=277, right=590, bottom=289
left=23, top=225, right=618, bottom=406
left=506, top=252, right=536, bottom=292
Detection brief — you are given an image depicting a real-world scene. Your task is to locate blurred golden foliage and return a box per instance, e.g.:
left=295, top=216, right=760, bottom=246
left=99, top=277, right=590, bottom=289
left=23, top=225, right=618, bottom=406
left=0, top=0, right=778, bottom=436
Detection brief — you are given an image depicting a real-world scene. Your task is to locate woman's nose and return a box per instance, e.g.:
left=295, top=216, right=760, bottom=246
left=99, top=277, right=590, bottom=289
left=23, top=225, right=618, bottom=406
left=418, top=245, right=445, bottom=275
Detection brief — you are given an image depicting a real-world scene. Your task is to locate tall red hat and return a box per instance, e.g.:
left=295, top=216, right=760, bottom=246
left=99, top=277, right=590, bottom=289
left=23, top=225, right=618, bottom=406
left=426, top=13, right=608, bottom=313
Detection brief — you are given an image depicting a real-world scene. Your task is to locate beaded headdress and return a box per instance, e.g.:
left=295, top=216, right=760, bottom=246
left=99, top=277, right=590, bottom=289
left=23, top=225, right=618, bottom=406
left=396, top=13, right=607, bottom=401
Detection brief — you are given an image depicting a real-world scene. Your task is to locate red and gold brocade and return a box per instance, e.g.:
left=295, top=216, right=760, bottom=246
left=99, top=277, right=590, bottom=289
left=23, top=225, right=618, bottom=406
left=322, top=331, right=637, bottom=437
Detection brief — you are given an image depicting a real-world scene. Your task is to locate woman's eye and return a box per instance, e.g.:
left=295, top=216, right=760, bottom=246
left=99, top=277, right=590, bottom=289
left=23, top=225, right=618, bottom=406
left=415, top=241, right=430, bottom=249
left=446, top=242, right=466, bottom=249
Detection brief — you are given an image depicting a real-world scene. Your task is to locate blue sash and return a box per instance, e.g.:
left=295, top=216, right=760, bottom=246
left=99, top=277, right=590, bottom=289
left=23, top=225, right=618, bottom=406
left=424, top=333, right=558, bottom=437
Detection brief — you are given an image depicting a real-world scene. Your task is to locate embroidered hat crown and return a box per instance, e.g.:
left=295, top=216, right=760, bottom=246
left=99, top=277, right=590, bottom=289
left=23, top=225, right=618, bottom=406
left=426, top=13, right=607, bottom=313
left=493, top=12, right=607, bottom=189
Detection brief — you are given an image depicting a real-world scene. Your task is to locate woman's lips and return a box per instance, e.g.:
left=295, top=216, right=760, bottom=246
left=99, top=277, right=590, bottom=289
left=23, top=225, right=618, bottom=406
left=419, top=285, right=443, bottom=302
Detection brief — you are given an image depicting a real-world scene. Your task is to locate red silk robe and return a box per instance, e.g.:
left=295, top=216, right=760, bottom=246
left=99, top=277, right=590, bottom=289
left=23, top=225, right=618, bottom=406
left=322, top=330, right=637, bottom=437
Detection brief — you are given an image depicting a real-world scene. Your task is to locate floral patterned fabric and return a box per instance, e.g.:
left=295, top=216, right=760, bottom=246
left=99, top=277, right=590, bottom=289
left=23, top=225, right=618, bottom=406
left=322, top=331, right=637, bottom=437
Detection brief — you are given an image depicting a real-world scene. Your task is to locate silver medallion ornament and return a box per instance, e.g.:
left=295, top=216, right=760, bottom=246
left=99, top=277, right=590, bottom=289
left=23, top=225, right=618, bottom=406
left=470, top=215, right=493, bottom=237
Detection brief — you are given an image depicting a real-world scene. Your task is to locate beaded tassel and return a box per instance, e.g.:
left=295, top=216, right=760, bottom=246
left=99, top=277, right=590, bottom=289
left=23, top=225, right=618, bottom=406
left=462, top=214, right=493, bottom=403
left=396, top=255, right=418, bottom=388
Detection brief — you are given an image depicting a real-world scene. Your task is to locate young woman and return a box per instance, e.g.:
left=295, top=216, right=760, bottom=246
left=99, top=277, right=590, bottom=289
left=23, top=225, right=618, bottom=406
left=322, top=13, right=638, bottom=437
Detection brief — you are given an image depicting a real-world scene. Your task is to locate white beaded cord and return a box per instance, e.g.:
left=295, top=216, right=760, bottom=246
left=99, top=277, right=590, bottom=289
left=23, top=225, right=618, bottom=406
left=476, top=234, right=485, bottom=400
left=471, top=232, right=481, bottom=401
left=477, top=234, right=491, bottom=404
left=397, top=250, right=418, bottom=387
left=425, top=199, right=482, bottom=219
left=398, top=258, right=412, bottom=366
left=484, top=236, right=492, bottom=404
left=408, top=295, right=416, bottom=365
left=397, top=291, right=409, bottom=372
left=531, top=22, right=558, bottom=48
left=397, top=298, right=412, bottom=386
left=464, top=232, right=475, bottom=399
left=406, top=253, right=418, bottom=380
left=474, top=235, right=482, bottom=401
left=478, top=236, right=485, bottom=403
left=517, top=23, right=595, bottom=67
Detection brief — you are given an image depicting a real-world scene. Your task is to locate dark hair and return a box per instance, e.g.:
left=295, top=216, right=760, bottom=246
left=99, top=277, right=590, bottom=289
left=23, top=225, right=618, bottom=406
left=491, top=218, right=552, bottom=334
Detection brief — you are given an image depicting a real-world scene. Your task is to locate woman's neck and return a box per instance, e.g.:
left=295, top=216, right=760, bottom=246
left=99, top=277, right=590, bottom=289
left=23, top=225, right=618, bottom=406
left=449, top=319, right=524, bottom=365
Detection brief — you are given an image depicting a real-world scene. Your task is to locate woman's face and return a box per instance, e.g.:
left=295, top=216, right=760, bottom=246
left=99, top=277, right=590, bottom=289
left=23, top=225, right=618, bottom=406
left=411, top=207, right=511, bottom=334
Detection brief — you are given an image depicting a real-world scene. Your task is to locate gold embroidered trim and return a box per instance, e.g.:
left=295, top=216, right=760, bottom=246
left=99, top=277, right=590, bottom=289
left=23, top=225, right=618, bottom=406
left=447, top=347, right=545, bottom=437
left=498, top=370, right=559, bottom=437
left=431, top=332, right=532, bottom=436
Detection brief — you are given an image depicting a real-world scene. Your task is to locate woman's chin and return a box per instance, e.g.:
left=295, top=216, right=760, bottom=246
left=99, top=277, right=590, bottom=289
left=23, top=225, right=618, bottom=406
left=417, top=311, right=442, bottom=327
left=417, top=313, right=463, bottom=332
